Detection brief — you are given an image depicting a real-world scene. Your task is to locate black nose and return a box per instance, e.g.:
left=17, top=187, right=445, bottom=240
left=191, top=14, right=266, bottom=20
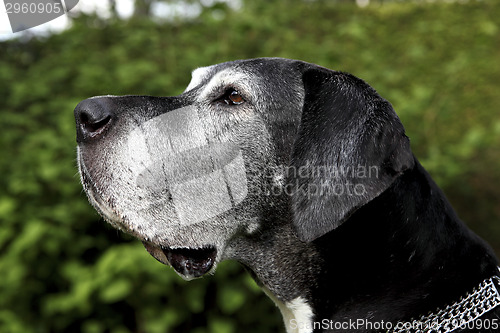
left=74, top=97, right=114, bottom=143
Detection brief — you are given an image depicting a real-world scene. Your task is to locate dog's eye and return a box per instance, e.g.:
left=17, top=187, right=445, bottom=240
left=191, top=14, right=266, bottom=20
left=222, top=89, right=244, bottom=105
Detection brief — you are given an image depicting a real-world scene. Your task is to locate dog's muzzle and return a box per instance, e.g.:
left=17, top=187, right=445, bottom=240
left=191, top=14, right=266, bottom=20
left=76, top=100, right=250, bottom=278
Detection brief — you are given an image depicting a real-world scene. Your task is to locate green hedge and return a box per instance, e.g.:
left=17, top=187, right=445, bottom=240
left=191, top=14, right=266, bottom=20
left=1, top=1, right=499, bottom=332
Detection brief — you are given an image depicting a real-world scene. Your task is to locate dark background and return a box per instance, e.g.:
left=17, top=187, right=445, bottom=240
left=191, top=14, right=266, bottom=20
left=1, top=0, right=499, bottom=332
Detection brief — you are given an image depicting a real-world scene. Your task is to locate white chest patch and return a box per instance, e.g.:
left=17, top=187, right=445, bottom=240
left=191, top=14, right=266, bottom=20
left=285, top=297, right=315, bottom=333
left=263, top=288, right=314, bottom=333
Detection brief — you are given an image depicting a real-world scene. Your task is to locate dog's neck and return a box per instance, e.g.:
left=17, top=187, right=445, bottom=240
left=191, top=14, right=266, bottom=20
left=227, top=216, right=320, bottom=333
left=228, top=159, right=498, bottom=332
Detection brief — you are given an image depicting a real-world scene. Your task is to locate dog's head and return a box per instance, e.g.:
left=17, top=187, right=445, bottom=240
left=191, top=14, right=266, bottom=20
left=75, top=58, right=413, bottom=280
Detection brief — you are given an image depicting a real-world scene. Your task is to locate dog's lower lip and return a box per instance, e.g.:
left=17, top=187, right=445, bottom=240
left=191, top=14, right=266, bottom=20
left=162, top=246, right=217, bottom=278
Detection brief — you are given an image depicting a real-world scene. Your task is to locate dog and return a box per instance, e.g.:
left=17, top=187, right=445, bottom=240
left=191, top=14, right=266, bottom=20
left=74, top=58, right=500, bottom=332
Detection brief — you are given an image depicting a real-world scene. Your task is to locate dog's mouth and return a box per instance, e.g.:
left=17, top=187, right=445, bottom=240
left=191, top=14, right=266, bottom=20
left=143, top=242, right=217, bottom=280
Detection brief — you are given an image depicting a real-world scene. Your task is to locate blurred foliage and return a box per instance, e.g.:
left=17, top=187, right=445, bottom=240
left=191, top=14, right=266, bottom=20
left=0, top=0, right=499, bottom=332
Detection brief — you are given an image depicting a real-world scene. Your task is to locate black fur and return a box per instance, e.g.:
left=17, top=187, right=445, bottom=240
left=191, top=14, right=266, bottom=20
left=291, top=64, right=499, bottom=331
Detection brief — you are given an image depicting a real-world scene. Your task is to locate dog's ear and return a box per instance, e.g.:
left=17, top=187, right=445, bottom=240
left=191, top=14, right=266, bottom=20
left=289, top=66, right=414, bottom=242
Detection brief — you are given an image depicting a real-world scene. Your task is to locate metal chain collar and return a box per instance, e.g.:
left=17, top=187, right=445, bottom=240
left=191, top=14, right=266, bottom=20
left=392, top=268, right=500, bottom=333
